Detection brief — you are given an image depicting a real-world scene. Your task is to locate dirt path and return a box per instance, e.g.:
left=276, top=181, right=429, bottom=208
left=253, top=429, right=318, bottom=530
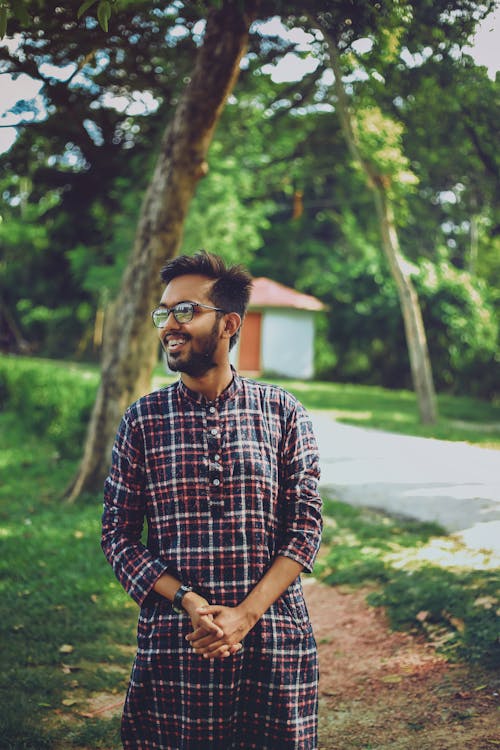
left=303, top=579, right=500, bottom=750
left=59, top=579, right=499, bottom=749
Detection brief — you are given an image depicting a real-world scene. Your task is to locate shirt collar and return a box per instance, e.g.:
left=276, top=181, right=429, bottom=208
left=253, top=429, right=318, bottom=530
left=177, top=366, right=242, bottom=406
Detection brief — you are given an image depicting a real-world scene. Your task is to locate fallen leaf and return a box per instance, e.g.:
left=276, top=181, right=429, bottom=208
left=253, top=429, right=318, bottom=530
left=473, top=596, right=497, bottom=610
left=416, top=610, right=429, bottom=623
left=381, top=675, right=403, bottom=684
left=62, top=698, right=78, bottom=707
left=78, top=698, right=125, bottom=719
left=61, top=663, right=81, bottom=673
left=449, top=616, right=465, bottom=633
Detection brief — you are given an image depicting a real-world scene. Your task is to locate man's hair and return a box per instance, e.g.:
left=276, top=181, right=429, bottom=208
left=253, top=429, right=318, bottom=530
left=160, top=250, right=253, bottom=350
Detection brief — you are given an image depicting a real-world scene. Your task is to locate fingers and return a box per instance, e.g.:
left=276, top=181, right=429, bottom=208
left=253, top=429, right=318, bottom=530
left=186, top=631, right=218, bottom=650
left=198, top=614, right=224, bottom=637
left=186, top=605, right=244, bottom=659
left=190, top=637, right=244, bottom=659
left=196, top=605, right=220, bottom=617
left=198, top=641, right=243, bottom=660
left=186, top=630, right=244, bottom=660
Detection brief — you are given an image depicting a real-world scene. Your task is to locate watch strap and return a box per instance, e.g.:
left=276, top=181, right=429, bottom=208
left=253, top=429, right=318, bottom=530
left=172, top=584, right=193, bottom=614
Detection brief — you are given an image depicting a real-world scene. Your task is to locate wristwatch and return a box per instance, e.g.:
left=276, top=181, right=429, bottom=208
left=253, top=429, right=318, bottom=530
left=172, top=584, right=193, bottom=614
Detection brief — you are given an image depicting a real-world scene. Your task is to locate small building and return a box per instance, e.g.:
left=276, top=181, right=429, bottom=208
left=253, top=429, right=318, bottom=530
left=233, top=277, right=325, bottom=380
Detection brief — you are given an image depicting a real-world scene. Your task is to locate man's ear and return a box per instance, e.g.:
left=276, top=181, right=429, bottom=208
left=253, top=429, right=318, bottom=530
left=221, top=312, right=241, bottom=340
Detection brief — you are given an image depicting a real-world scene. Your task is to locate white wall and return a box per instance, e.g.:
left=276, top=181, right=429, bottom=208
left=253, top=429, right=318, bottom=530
left=261, top=309, right=315, bottom=379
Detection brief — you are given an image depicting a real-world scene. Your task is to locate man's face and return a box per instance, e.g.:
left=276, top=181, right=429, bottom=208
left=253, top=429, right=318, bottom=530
left=158, top=274, right=225, bottom=377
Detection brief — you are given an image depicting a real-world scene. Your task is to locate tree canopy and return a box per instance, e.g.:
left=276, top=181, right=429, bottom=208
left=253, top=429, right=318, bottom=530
left=1, top=0, right=498, bottom=402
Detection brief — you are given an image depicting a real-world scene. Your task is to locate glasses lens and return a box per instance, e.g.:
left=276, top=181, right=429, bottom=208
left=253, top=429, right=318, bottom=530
left=152, top=309, right=168, bottom=328
left=174, top=303, right=194, bottom=323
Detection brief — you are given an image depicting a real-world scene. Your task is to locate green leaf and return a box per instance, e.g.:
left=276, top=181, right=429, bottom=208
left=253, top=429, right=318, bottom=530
left=0, top=6, right=7, bottom=40
left=77, top=0, right=99, bottom=20
left=97, top=0, right=111, bottom=32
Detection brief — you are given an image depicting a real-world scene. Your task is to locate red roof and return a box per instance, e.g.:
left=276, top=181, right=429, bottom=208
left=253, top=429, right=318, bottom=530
left=249, top=277, right=325, bottom=311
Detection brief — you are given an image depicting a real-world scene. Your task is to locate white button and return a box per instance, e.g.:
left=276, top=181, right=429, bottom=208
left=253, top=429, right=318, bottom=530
left=209, top=406, right=216, bottom=413
left=211, top=428, right=218, bottom=436
left=214, top=454, right=220, bottom=461
left=213, top=479, right=220, bottom=486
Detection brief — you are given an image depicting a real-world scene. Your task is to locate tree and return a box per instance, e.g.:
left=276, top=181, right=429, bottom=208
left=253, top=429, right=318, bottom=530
left=66, top=0, right=260, bottom=500
left=4, top=0, right=498, bottom=499
left=0, top=2, right=199, bottom=358
left=300, top=7, right=438, bottom=423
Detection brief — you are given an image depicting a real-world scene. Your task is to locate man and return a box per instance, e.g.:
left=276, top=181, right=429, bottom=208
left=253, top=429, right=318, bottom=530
left=102, top=251, right=323, bottom=749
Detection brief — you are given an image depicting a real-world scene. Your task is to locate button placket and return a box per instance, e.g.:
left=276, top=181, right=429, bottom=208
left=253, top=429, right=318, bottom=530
left=206, top=403, right=223, bottom=507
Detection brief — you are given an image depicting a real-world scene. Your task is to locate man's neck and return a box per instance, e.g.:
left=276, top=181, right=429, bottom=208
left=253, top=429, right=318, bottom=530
left=181, top=363, right=234, bottom=402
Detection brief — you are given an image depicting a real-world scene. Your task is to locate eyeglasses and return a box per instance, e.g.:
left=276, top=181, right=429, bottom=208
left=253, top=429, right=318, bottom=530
left=151, top=302, right=226, bottom=328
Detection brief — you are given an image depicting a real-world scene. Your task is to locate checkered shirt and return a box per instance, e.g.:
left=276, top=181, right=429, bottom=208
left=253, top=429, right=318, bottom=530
left=102, top=372, right=323, bottom=749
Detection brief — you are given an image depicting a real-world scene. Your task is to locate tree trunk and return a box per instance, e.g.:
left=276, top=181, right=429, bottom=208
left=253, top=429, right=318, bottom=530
left=66, top=1, right=259, bottom=502
left=321, top=26, right=437, bottom=424
left=371, top=189, right=437, bottom=423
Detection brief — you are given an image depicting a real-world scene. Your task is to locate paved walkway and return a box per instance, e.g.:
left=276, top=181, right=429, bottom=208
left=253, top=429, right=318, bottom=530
left=311, top=411, right=500, bottom=558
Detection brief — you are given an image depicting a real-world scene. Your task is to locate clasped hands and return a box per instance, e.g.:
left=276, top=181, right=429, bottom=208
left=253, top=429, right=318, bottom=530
left=183, top=593, right=256, bottom=660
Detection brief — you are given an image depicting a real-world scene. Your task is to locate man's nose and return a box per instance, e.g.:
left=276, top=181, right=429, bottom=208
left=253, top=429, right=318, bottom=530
left=162, top=310, right=182, bottom=332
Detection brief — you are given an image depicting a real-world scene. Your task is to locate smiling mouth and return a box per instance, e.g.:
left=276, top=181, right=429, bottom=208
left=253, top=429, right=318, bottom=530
left=164, top=336, right=189, bottom=354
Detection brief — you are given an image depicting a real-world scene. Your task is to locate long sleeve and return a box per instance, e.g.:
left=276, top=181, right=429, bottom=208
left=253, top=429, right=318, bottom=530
left=276, top=400, right=323, bottom=573
left=101, top=411, right=169, bottom=606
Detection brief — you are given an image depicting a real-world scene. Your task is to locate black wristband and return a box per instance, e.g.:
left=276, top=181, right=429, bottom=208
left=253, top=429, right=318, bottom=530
left=172, top=584, right=193, bottom=614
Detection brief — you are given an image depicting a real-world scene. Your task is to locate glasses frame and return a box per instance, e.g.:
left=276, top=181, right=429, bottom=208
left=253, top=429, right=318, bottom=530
left=151, top=301, right=227, bottom=328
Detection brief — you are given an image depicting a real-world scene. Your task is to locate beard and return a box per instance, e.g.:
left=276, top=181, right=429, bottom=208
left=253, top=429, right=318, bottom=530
left=165, top=318, right=220, bottom=377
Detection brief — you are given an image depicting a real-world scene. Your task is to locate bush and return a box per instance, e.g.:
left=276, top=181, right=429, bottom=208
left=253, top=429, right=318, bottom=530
left=0, top=355, right=98, bottom=458
left=416, top=259, right=500, bottom=400
left=304, top=249, right=499, bottom=400
left=368, top=567, right=500, bottom=669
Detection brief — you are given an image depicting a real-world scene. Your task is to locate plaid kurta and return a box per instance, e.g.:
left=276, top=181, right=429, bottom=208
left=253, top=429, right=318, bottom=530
left=102, top=372, right=322, bottom=749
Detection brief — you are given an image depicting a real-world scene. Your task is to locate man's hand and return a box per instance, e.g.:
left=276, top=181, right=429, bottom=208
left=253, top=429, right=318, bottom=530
left=181, top=591, right=226, bottom=644
left=185, top=604, right=256, bottom=659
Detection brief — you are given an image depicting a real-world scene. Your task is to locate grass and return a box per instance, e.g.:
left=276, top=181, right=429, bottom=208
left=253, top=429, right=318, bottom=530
left=273, top=379, right=500, bottom=448
left=0, top=412, right=135, bottom=749
left=315, top=498, right=500, bottom=668
left=1, top=356, right=499, bottom=747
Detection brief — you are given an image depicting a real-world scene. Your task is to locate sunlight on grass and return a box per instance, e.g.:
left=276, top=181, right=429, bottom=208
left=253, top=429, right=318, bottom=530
left=385, top=536, right=500, bottom=572
left=320, top=409, right=374, bottom=421
left=271, top=377, right=500, bottom=448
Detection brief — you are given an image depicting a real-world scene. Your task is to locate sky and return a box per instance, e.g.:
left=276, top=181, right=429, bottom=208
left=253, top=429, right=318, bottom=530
left=0, top=7, right=499, bottom=154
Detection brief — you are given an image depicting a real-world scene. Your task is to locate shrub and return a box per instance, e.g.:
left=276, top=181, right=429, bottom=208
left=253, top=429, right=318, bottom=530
left=368, top=567, right=500, bottom=669
left=0, top=355, right=98, bottom=458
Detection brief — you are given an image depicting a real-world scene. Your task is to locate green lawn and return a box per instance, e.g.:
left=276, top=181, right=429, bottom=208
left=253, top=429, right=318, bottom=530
left=0, top=413, right=135, bottom=749
left=273, top=378, right=500, bottom=448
